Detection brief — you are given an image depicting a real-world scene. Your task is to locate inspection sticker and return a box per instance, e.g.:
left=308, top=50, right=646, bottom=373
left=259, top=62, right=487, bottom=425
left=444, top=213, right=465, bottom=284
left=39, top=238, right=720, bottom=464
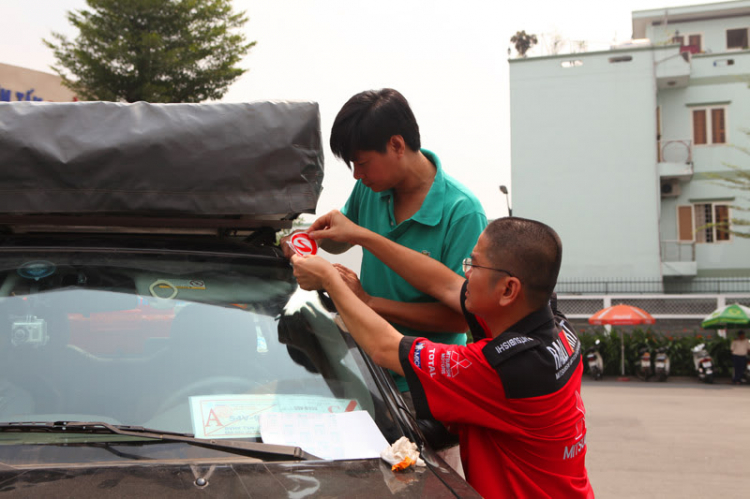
left=189, top=394, right=360, bottom=439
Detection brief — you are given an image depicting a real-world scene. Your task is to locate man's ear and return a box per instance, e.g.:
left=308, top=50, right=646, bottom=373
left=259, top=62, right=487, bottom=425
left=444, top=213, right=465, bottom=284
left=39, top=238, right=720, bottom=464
left=497, top=277, right=523, bottom=307
left=388, top=135, right=406, bottom=157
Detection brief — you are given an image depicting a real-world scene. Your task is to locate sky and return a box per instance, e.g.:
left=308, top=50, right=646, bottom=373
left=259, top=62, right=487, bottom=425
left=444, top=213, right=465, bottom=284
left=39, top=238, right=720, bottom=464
left=0, top=0, right=722, bottom=221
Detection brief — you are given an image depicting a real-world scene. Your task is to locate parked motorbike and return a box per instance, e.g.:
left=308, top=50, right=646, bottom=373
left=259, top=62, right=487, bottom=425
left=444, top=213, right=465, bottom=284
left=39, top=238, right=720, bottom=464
left=635, top=346, right=653, bottom=381
left=585, top=339, right=604, bottom=380
left=654, top=345, right=671, bottom=382
left=691, top=343, right=714, bottom=384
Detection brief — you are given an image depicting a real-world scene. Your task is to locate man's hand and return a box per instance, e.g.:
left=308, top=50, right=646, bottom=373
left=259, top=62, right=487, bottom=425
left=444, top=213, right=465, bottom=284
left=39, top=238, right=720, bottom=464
left=307, top=210, right=364, bottom=245
left=334, top=264, right=371, bottom=305
left=291, top=254, right=338, bottom=291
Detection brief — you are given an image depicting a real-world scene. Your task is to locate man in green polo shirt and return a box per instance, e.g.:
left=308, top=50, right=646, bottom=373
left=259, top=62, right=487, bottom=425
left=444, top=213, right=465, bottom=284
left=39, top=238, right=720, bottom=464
left=309, top=88, right=487, bottom=395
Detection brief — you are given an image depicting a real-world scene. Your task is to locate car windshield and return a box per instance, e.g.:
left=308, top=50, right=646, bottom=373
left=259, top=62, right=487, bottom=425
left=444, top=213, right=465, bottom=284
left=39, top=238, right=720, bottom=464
left=0, top=245, right=391, bottom=453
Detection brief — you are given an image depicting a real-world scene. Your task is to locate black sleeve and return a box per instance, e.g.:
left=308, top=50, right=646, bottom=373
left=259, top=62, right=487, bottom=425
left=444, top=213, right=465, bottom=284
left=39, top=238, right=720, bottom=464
left=398, top=336, right=436, bottom=421
left=460, top=280, right=487, bottom=343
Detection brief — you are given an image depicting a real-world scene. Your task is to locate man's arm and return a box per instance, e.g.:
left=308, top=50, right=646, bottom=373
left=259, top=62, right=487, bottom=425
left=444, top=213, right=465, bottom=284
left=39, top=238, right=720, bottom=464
left=291, top=255, right=404, bottom=375
left=308, top=210, right=466, bottom=313
left=334, top=264, right=467, bottom=332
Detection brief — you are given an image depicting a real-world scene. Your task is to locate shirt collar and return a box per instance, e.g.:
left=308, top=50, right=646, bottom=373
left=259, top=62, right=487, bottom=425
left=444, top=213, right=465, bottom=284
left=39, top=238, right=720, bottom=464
left=379, top=149, right=445, bottom=227
left=503, top=305, right=556, bottom=337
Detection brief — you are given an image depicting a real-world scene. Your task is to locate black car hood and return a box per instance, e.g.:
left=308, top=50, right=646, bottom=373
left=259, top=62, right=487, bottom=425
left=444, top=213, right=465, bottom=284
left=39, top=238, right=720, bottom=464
left=0, top=458, right=474, bottom=498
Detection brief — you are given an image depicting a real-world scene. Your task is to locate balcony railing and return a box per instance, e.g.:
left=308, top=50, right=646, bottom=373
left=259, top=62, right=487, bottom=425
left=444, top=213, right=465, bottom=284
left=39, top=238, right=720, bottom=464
left=660, top=240, right=695, bottom=262
left=658, top=139, right=692, bottom=164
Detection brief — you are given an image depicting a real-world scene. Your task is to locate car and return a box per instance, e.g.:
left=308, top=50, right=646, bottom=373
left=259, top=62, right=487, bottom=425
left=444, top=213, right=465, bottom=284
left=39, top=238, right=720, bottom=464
left=0, top=101, right=478, bottom=497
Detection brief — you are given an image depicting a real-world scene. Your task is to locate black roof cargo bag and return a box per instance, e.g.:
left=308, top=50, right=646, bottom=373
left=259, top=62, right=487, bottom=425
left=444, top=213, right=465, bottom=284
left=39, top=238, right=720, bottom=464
left=0, top=101, right=324, bottom=227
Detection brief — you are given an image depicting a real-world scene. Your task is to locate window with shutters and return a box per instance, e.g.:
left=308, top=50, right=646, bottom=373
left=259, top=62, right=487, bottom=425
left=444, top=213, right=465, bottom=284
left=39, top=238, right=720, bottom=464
left=692, top=107, right=727, bottom=146
left=692, top=203, right=731, bottom=243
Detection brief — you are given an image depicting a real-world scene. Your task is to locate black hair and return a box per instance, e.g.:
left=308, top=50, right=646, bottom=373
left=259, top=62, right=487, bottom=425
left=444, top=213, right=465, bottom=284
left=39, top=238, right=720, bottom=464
left=483, top=217, right=562, bottom=310
left=329, top=88, right=421, bottom=169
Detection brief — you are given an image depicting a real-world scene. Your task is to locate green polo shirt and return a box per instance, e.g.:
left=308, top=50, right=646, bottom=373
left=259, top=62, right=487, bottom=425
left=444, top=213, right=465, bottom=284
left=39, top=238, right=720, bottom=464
left=341, top=149, right=487, bottom=391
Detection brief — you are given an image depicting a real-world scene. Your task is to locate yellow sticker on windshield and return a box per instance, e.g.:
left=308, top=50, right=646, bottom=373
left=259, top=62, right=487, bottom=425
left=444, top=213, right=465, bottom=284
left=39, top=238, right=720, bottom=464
left=155, top=279, right=206, bottom=290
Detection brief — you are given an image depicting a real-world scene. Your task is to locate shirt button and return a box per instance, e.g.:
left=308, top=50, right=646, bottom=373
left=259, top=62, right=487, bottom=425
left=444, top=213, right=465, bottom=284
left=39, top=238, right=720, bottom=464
left=390, top=221, right=394, bottom=226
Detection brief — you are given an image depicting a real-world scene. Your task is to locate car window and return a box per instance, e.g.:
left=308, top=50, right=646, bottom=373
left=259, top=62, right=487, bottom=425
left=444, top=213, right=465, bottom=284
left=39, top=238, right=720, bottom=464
left=0, top=248, right=391, bottom=458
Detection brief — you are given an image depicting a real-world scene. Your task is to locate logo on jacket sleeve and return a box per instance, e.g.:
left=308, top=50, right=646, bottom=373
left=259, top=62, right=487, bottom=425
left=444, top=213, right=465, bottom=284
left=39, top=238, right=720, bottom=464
left=413, top=342, right=425, bottom=368
left=440, top=349, right=471, bottom=378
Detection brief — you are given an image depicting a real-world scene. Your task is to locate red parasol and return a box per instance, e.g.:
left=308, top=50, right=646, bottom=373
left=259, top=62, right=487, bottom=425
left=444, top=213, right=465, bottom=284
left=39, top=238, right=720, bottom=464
left=588, top=304, right=655, bottom=326
left=589, top=304, right=656, bottom=377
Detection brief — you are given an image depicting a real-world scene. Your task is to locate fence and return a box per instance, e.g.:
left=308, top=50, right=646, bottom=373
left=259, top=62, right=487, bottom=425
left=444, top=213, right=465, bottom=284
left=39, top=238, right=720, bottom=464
left=556, top=278, right=750, bottom=295
left=558, top=293, right=750, bottom=335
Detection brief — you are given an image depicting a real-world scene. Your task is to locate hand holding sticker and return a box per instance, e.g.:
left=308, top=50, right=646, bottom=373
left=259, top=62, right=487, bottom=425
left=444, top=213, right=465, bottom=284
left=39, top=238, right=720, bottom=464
left=288, top=233, right=318, bottom=257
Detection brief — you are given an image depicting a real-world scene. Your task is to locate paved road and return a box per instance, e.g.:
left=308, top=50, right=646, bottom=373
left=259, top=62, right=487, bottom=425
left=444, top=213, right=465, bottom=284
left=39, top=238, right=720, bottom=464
left=582, top=377, right=750, bottom=498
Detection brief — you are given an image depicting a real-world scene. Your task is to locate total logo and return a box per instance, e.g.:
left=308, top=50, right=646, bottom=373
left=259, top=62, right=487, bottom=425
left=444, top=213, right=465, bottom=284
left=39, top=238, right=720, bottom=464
left=288, top=233, right=318, bottom=257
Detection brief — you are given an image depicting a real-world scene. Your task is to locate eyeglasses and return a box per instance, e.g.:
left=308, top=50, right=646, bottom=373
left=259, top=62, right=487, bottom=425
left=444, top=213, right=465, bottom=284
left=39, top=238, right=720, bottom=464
left=462, top=258, right=515, bottom=278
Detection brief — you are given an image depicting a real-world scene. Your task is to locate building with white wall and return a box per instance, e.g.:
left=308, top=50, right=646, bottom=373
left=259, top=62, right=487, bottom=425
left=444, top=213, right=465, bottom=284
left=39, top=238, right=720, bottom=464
left=509, top=1, right=750, bottom=329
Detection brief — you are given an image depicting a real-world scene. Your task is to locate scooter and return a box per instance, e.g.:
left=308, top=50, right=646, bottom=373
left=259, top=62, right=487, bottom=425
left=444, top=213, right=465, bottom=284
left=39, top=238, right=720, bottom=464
left=654, top=345, right=671, bottom=382
left=635, top=346, right=653, bottom=381
left=585, top=339, right=604, bottom=380
left=691, top=343, right=714, bottom=384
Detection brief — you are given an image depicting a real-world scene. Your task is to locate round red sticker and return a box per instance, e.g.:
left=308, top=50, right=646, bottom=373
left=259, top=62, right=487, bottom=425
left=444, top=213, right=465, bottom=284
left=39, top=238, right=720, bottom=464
left=289, top=233, right=318, bottom=256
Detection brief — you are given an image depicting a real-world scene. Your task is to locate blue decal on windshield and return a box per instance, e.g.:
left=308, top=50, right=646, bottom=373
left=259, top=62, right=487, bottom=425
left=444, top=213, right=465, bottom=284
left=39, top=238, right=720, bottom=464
left=17, top=261, right=56, bottom=280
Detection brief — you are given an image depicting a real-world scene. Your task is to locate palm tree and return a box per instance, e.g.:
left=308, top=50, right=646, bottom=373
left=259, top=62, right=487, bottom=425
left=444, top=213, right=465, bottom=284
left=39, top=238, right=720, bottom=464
left=510, top=30, right=538, bottom=57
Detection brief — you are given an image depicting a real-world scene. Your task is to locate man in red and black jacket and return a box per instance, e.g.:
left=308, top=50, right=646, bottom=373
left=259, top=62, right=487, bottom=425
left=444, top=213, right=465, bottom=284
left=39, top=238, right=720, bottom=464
left=292, top=211, right=593, bottom=499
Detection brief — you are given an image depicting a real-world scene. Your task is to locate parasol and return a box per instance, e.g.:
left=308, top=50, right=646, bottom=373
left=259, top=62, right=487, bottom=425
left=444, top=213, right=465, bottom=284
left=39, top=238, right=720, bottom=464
left=589, top=304, right=656, bottom=376
left=701, top=303, right=750, bottom=330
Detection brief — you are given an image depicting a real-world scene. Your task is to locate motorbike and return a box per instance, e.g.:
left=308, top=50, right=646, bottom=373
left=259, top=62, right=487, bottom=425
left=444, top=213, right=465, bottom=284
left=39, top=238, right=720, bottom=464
left=691, top=343, right=714, bottom=384
left=635, top=346, right=653, bottom=381
left=654, top=345, right=671, bottom=382
left=585, top=339, right=604, bottom=380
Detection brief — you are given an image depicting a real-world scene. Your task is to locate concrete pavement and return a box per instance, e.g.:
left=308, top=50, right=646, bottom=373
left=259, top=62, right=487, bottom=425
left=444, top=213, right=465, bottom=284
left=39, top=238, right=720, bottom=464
left=582, top=376, right=750, bottom=498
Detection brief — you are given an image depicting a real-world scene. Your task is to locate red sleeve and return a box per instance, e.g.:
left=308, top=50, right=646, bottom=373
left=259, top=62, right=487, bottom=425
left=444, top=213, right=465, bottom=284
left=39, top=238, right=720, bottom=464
left=398, top=336, right=513, bottom=429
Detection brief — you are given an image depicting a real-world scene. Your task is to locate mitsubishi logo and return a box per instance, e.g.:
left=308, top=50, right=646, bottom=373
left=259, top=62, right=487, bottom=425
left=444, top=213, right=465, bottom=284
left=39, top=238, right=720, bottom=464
left=450, top=351, right=472, bottom=377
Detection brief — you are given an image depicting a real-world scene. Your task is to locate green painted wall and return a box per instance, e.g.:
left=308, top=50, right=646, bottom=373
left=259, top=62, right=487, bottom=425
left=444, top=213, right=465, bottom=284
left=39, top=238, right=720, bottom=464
left=510, top=49, right=662, bottom=281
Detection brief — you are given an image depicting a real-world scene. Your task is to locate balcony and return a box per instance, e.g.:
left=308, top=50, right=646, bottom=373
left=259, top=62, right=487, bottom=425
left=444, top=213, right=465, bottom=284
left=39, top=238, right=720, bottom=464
left=660, top=240, right=697, bottom=276
left=658, top=139, right=693, bottom=180
left=655, top=46, right=691, bottom=89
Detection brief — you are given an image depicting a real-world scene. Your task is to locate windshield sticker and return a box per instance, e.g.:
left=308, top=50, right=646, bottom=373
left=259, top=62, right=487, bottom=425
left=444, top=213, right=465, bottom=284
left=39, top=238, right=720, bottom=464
left=259, top=411, right=388, bottom=461
left=17, top=260, right=57, bottom=280
left=288, top=233, right=318, bottom=256
left=189, top=394, right=361, bottom=439
left=156, top=279, right=206, bottom=291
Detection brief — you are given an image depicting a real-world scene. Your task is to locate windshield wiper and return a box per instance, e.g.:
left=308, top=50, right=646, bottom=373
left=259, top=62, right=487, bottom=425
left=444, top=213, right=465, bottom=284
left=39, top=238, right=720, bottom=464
left=0, top=421, right=320, bottom=461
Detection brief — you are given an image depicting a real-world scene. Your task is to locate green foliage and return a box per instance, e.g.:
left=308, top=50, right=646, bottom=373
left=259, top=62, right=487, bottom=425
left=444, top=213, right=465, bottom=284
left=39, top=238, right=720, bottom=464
left=44, top=0, right=256, bottom=103
left=578, top=328, right=735, bottom=378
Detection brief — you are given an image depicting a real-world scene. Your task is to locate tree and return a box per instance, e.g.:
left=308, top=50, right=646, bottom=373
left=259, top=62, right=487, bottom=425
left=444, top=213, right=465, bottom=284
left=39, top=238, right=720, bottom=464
left=44, top=0, right=256, bottom=103
left=706, top=131, right=750, bottom=238
left=510, top=30, right=538, bottom=58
